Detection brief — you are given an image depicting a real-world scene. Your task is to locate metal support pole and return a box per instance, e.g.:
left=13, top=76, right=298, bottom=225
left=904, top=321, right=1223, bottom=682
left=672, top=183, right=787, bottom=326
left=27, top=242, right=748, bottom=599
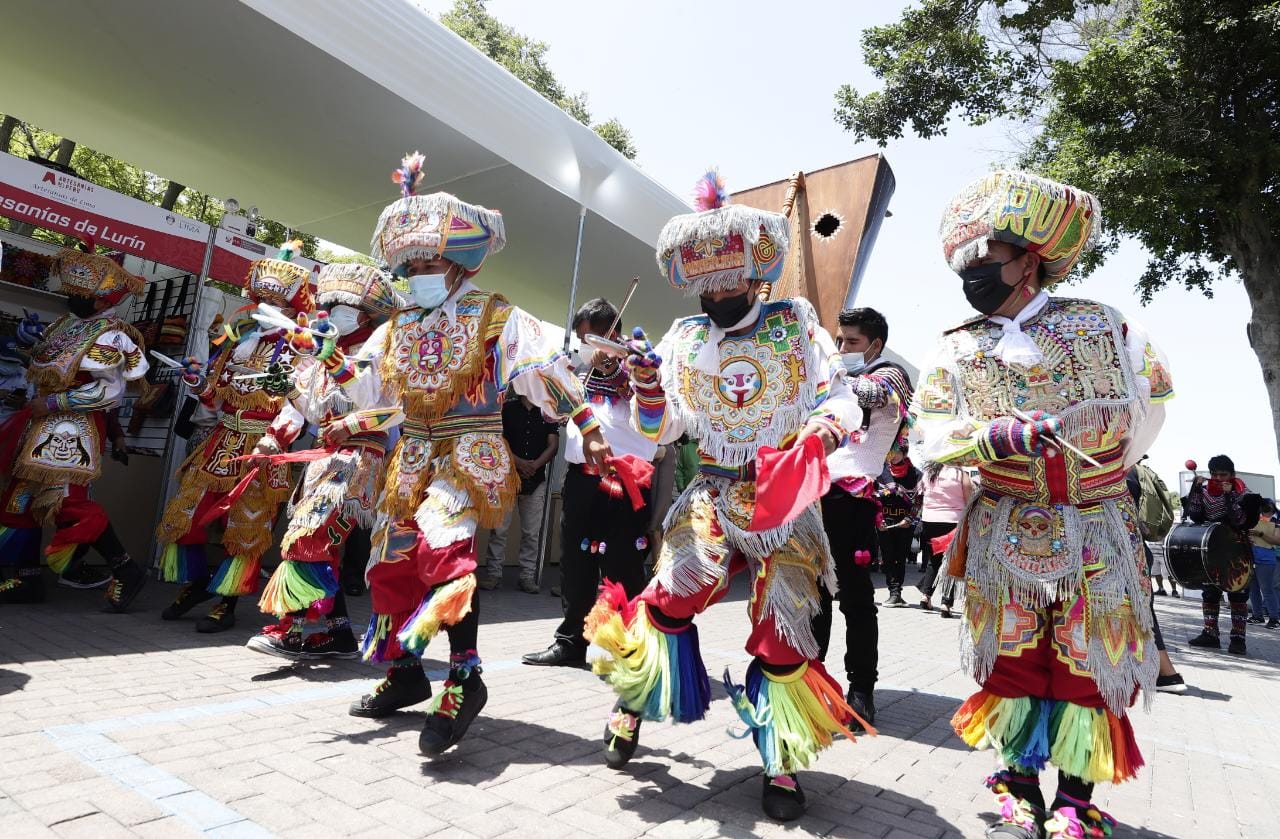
left=144, top=221, right=220, bottom=568
left=535, top=206, right=588, bottom=589
left=561, top=206, right=587, bottom=352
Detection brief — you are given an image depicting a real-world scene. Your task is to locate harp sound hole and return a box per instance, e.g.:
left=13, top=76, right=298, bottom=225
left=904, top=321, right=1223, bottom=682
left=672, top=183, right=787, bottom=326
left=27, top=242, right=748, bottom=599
left=814, top=213, right=841, bottom=238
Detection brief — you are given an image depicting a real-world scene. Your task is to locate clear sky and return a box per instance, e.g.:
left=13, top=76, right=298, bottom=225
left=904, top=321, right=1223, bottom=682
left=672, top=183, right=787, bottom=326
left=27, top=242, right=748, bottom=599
left=413, top=0, right=1279, bottom=490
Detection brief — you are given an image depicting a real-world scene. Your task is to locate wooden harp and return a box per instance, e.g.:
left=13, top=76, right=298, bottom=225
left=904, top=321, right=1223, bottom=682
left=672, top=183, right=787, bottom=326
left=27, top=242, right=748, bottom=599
left=731, top=155, right=896, bottom=327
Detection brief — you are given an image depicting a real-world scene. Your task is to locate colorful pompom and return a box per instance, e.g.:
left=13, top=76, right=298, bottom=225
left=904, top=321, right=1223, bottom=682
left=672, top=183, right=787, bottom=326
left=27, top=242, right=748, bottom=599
left=692, top=169, right=728, bottom=212
left=391, top=151, right=427, bottom=197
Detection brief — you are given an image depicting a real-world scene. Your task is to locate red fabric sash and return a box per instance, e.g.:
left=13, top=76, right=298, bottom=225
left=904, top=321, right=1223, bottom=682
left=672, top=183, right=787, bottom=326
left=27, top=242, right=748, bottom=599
left=748, top=434, right=829, bottom=532
left=195, top=466, right=260, bottom=528
left=600, top=455, right=654, bottom=511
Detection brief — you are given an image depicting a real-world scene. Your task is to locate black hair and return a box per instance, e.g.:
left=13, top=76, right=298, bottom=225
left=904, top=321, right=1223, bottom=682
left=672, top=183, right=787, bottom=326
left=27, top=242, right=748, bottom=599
left=572, top=297, right=619, bottom=335
left=836, top=307, right=888, bottom=346
left=1207, top=454, right=1235, bottom=475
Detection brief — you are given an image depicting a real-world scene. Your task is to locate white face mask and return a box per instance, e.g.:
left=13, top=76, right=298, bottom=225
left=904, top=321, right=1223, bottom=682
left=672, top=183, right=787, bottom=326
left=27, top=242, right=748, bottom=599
left=326, top=305, right=362, bottom=336
left=407, top=271, right=451, bottom=310
left=841, top=351, right=867, bottom=375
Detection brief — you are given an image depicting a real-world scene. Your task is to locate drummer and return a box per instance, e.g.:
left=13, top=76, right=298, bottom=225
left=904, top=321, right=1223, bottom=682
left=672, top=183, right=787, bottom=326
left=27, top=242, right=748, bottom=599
left=1184, top=454, right=1255, bottom=656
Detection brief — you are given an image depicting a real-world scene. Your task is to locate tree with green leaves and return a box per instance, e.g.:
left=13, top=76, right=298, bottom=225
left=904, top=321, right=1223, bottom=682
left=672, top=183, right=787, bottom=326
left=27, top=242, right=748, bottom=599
left=835, top=0, right=1280, bottom=459
left=0, top=115, right=318, bottom=257
left=441, top=0, right=638, bottom=160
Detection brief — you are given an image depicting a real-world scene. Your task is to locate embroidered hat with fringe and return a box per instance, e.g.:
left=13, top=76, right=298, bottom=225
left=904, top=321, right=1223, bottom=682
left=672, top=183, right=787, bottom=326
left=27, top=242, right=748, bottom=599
left=371, top=152, right=506, bottom=276
left=940, top=170, right=1102, bottom=283
left=315, top=262, right=403, bottom=318
left=52, top=247, right=144, bottom=307
left=246, top=239, right=313, bottom=312
left=656, top=170, right=788, bottom=296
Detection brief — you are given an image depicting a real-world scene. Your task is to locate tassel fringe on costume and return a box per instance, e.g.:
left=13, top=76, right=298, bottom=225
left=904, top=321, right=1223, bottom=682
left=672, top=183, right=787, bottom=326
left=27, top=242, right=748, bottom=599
left=395, top=574, right=477, bottom=657
left=158, top=544, right=209, bottom=583
left=360, top=612, right=413, bottom=663
left=952, top=690, right=1143, bottom=784
left=209, top=554, right=261, bottom=597
left=723, top=659, right=871, bottom=777
left=258, top=559, right=339, bottom=617
left=585, top=581, right=712, bottom=724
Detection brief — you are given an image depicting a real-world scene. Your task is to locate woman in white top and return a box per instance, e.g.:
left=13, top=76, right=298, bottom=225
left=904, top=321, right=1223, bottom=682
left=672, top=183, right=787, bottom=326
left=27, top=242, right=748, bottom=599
left=916, top=462, right=972, bottom=617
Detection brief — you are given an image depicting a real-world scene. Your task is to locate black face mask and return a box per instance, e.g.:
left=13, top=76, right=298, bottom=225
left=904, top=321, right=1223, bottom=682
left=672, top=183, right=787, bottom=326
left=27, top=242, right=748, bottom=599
left=959, top=259, right=1019, bottom=316
left=67, top=296, right=98, bottom=318
left=700, top=292, right=755, bottom=329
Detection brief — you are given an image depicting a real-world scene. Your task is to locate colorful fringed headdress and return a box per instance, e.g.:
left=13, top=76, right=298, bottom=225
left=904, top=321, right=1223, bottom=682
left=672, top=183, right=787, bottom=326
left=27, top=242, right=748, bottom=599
left=656, top=170, right=788, bottom=295
left=246, top=239, right=314, bottom=312
left=940, top=170, right=1101, bottom=283
left=52, top=247, right=144, bottom=307
left=370, top=152, right=506, bottom=276
left=315, top=262, right=403, bottom=318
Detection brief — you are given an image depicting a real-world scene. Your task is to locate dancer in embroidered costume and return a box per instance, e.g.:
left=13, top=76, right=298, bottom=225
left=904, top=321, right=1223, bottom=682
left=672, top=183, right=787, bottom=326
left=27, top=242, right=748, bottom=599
left=585, top=172, right=863, bottom=822
left=916, top=171, right=1172, bottom=838
left=299, top=153, right=610, bottom=756
left=245, top=263, right=403, bottom=660
left=0, top=247, right=148, bottom=609
left=154, top=241, right=314, bottom=633
left=1184, top=453, right=1255, bottom=656
left=523, top=297, right=656, bottom=668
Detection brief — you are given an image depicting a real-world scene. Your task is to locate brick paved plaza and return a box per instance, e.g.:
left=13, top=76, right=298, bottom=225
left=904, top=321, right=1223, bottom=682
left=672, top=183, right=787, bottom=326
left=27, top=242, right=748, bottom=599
left=1, top=575, right=1276, bottom=838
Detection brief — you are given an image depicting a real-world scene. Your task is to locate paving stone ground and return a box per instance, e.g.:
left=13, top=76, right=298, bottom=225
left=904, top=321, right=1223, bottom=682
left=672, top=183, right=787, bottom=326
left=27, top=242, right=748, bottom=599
left=1, top=568, right=1277, bottom=838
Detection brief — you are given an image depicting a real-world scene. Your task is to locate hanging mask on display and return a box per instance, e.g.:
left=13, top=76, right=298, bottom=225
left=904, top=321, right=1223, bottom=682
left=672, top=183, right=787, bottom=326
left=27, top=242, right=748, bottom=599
left=326, top=305, right=362, bottom=336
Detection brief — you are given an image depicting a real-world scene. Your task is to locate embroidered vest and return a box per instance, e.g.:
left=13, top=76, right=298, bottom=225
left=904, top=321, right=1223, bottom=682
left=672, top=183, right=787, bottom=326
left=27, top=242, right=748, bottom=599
left=380, top=290, right=507, bottom=425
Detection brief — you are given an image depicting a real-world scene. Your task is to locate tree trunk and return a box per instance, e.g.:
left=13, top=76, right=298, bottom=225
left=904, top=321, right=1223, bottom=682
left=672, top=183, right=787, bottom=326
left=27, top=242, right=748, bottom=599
left=1228, top=218, right=1280, bottom=465
left=13, top=138, right=77, bottom=237
left=160, top=181, right=185, bottom=211
left=0, top=116, right=17, bottom=154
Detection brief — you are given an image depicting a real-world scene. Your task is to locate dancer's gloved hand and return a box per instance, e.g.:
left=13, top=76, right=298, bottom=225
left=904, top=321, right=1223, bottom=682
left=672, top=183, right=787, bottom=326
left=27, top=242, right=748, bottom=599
left=179, top=356, right=206, bottom=390
left=17, top=311, right=44, bottom=346
left=980, top=411, right=1062, bottom=460
left=624, top=327, right=662, bottom=385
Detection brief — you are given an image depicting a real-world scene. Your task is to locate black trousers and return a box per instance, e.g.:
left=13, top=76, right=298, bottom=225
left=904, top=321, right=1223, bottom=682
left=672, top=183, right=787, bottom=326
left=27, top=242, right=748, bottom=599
left=554, top=464, right=651, bottom=650
left=917, top=520, right=957, bottom=606
left=879, top=526, right=912, bottom=597
left=811, top=490, right=879, bottom=695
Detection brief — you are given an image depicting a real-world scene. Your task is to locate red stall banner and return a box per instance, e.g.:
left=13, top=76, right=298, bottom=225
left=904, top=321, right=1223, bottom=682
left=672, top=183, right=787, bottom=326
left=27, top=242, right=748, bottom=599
left=0, top=152, right=320, bottom=287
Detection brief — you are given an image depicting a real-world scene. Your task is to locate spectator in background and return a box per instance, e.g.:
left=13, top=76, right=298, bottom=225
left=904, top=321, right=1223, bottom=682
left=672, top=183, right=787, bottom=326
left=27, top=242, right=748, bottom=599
left=1127, top=466, right=1187, bottom=693
left=479, top=391, right=559, bottom=592
left=1185, top=454, right=1255, bottom=656
left=1248, top=498, right=1279, bottom=628
left=917, top=462, right=972, bottom=618
left=875, top=447, right=921, bottom=608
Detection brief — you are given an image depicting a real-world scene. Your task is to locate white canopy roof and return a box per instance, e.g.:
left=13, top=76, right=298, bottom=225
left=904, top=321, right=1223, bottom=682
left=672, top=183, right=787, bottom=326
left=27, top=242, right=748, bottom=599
left=1, top=0, right=691, bottom=333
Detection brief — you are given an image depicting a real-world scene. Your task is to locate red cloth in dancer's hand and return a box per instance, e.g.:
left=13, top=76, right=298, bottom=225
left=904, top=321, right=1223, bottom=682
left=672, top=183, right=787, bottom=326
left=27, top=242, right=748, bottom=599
left=748, top=434, right=829, bottom=532
left=931, top=530, right=957, bottom=557
left=604, top=455, right=654, bottom=511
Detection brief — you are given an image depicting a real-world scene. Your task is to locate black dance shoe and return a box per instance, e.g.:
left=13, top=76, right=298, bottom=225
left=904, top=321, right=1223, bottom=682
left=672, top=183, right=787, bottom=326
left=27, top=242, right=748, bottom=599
left=349, top=665, right=432, bottom=718
left=847, top=689, right=875, bottom=734
left=103, top=559, right=146, bottom=613
left=521, top=640, right=587, bottom=668
left=419, top=669, right=488, bottom=756
left=604, top=703, right=643, bottom=769
left=161, top=581, right=215, bottom=620
left=1187, top=631, right=1220, bottom=649
left=761, top=773, right=807, bottom=821
left=195, top=600, right=237, bottom=633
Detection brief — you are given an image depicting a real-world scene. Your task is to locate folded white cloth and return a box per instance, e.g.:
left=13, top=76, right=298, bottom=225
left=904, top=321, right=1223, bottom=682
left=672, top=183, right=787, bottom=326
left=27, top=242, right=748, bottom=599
left=989, top=289, right=1049, bottom=367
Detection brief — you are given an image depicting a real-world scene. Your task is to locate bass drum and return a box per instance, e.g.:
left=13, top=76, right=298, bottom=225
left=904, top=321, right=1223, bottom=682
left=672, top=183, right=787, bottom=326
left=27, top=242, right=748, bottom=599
left=1163, top=522, right=1242, bottom=590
